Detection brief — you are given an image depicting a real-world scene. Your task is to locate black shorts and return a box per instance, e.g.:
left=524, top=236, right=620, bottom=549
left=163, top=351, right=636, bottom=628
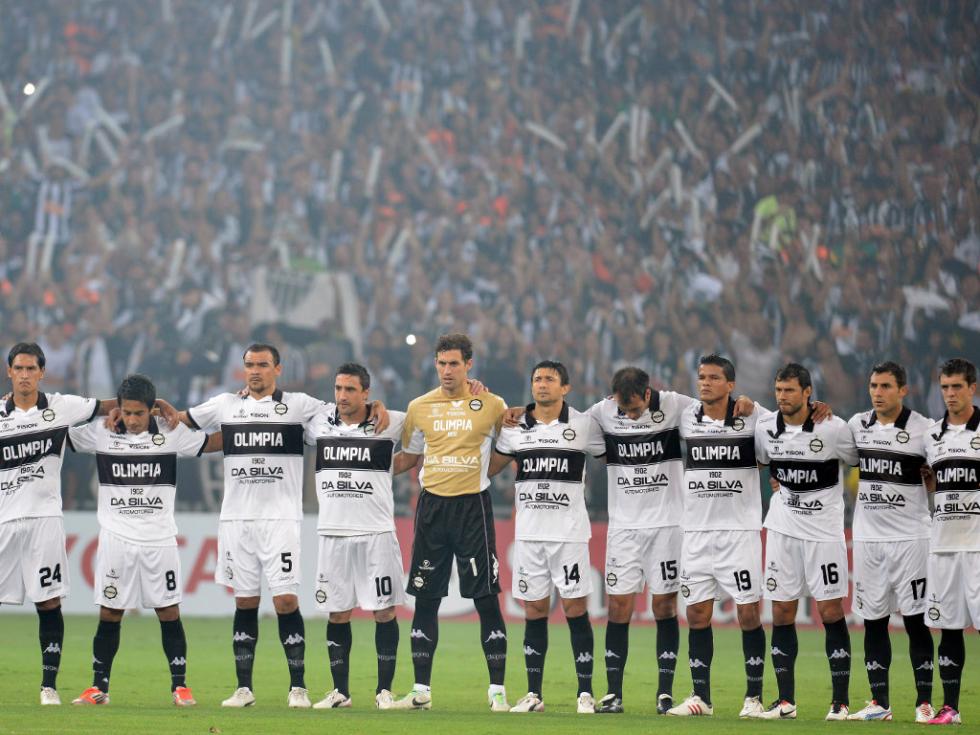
left=406, top=489, right=501, bottom=599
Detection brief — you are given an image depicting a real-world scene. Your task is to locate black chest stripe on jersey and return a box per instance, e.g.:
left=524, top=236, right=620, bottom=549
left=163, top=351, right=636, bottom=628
left=515, top=448, right=587, bottom=482
left=771, top=458, right=839, bottom=493
left=604, top=428, right=682, bottom=466
left=221, top=423, right=306, bottom=456
left=315, top=438, right=394, bottom=472
left=96, top=453, right=178, bottom=486
left=932, top=458, right=980, bottom=493
left=0, top=426, right=68, bottom=470
left=857, top=448, right=925, bottom=485
left=684, top=436, right=756, bottom=470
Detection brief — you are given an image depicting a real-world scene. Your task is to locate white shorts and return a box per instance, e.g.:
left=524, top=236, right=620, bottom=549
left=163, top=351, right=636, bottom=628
left=852, top=538, right=928, bottom=620
left=314, top=532, right=406, bottom=613
left=605, top=526, right=682, bottom=596
left=926, top=551, right=980, bottom=630
left=512, top=540, right=592, bottom=601
left=763, top=530, right=849, bottom=602
left=680, top=530, right=761, bottom=605
left=216, top=519, right=301, bottom=597
left=94, top=530, right=182, bottom=609
left=0, top=517, right=69, bottom=605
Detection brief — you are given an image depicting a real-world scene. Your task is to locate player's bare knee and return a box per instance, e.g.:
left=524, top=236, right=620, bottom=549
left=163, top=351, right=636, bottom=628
left=607, top=593, right=634, bottom=623
left=736, top=601, right=761, bottom=629
left=99, top=606, right=125, bottom=622
left=236, top=595, right=261, bottom=610
left=686, top=600, right=713, bottom=629
left=817, top=598, right=845, bottom=624
left=373, top=607, right=396, bottom=623
left=329, top=610, right=353, bottom=623
left=771, top=600, right=798, bottom=625
left=524, top=598, right=550, bottom=620
left=272, top=594, right=299, bottom=615
left=562, top=596, right=588, bottom=619
left=35, top=598, right=61, bottom=612
left=651, top=593, right=676, bottom=620
left=155, top=604, right=180, bottom=622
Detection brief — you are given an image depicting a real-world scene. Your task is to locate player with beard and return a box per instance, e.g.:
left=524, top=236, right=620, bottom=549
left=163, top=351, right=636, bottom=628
left=756, top=363, right=858, bottom=721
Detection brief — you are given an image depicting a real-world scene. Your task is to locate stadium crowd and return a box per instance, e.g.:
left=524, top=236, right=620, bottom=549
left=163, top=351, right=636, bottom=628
left=1, top=0, right=978, bottom=512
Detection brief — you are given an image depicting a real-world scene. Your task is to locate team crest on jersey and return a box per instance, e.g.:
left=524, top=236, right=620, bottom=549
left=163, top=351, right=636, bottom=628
left=680, top=584, right=690, bottom=598
left=413, top=575, right=424, bottom=589
left=225, top=566, right=234, bottom=580
left=42, top=408, right=55, bottom=422
left=562, top=428, right=576, bottom=441
left=928, top=606, right=940, bottom=622
left=971, top=435, right=980, bottom=451
left=606, top=572, right=618, bottom=587
left=315, top=589, right=327, bottom=604
left=651, top=410, right=665, bottom=424
left=732, top=417, right=745, bottom=431
left=895, top=430, right=910, bottom=444
left=362, top=423, right=375, bottom=435
left=518, top=579, right=528, bottom=593
left=103, top=585, right=117, bottom=599
left=152, top=433, right=165, bottom=446
left=809, top=437, right=824, bottom=452
left=274, top=402, right=288, bottom=415
left=469, top=399, right=482, bottom=411
left=766, top=577, right=777, bottom=592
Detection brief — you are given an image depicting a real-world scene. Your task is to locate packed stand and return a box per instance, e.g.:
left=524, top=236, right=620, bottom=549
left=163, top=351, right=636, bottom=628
left=0, top=0, right=978, bottom=515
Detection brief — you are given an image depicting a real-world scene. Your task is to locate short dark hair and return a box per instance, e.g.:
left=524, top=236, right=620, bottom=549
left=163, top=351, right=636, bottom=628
left=336, top=362, right=371, bottom=390
left=775, top=362, right=813, bottom=390
left=243, top=343, right=281, bottom=366
left=611, top=367, right=650, bottom=401
left=7, top=342, right=45, bottom=369
left=699, top=353, right=735, bottom=382
left=117, top=374, right=156, bottom=408
left=532, top=360, right=569, bottom=386
left=940, top=357, right=977, bottom=386
left=870, top=361, right=907, bottom=388
left=435, top=333, right=473, bottom=362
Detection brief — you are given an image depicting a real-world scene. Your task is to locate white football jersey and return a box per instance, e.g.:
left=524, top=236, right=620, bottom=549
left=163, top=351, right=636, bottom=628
left=305, top=405, right=405, bottom=536
left=69, top=418, right=207, bottom=546
left=188, top=389, right=323, bottom=521
left=679, top=399, right=767, bottom=531
left=844, top=407, right=931, bottom=541
left=757, top=412, right=858, bottom=542
left=495, top=403, right=605, bottom=542
left=0, top=392, right=100, bottom=523
left=589, top=391, right=695, bottom=530
left=924, top=408, right=980, bottom=552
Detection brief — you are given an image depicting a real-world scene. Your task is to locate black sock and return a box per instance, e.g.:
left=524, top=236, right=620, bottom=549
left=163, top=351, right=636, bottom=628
left=410, top=597, right=440, bottom=687
left=656, top=615, right=679, bottom=697
left=742, top=626, right=766, bottom=699
left=523, top=617, right=548, bottom=696
left=689, top=626, right=713, bottom=704
left=278, top=609, right=306, bottom=689
left=475, top=595, right=507, bottom=686
left=568, top=613, right=594, bottom=695
left=937, top=628, right=965, bottom=711
left=327, top=621, right=351, bottom=696
left=771, top=623, right=798, bottom=703
left=863, top=616, right=891, bottom=708
left=92, top=619, right=121, bottom=693
left=160, top=618, right=187, bottom=691
left=232, top=607, right=259, bottom=689
left=604, top=621, right=629, bottom=698
left=904, top=613, right=934, bottom=705
left=38, top=607, right=64, bottom=690
left=375, top=619, right=399, bottom=693
left=824, top=617, right=851, bottom=705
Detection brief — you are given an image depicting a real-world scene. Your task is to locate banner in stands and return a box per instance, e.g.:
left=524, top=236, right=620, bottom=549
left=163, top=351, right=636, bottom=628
left=1, top=512, right=858, bottom=625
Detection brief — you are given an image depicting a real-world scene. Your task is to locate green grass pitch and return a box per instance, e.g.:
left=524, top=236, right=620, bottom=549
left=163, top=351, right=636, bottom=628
left=0, top=614, right=976, bottom=734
